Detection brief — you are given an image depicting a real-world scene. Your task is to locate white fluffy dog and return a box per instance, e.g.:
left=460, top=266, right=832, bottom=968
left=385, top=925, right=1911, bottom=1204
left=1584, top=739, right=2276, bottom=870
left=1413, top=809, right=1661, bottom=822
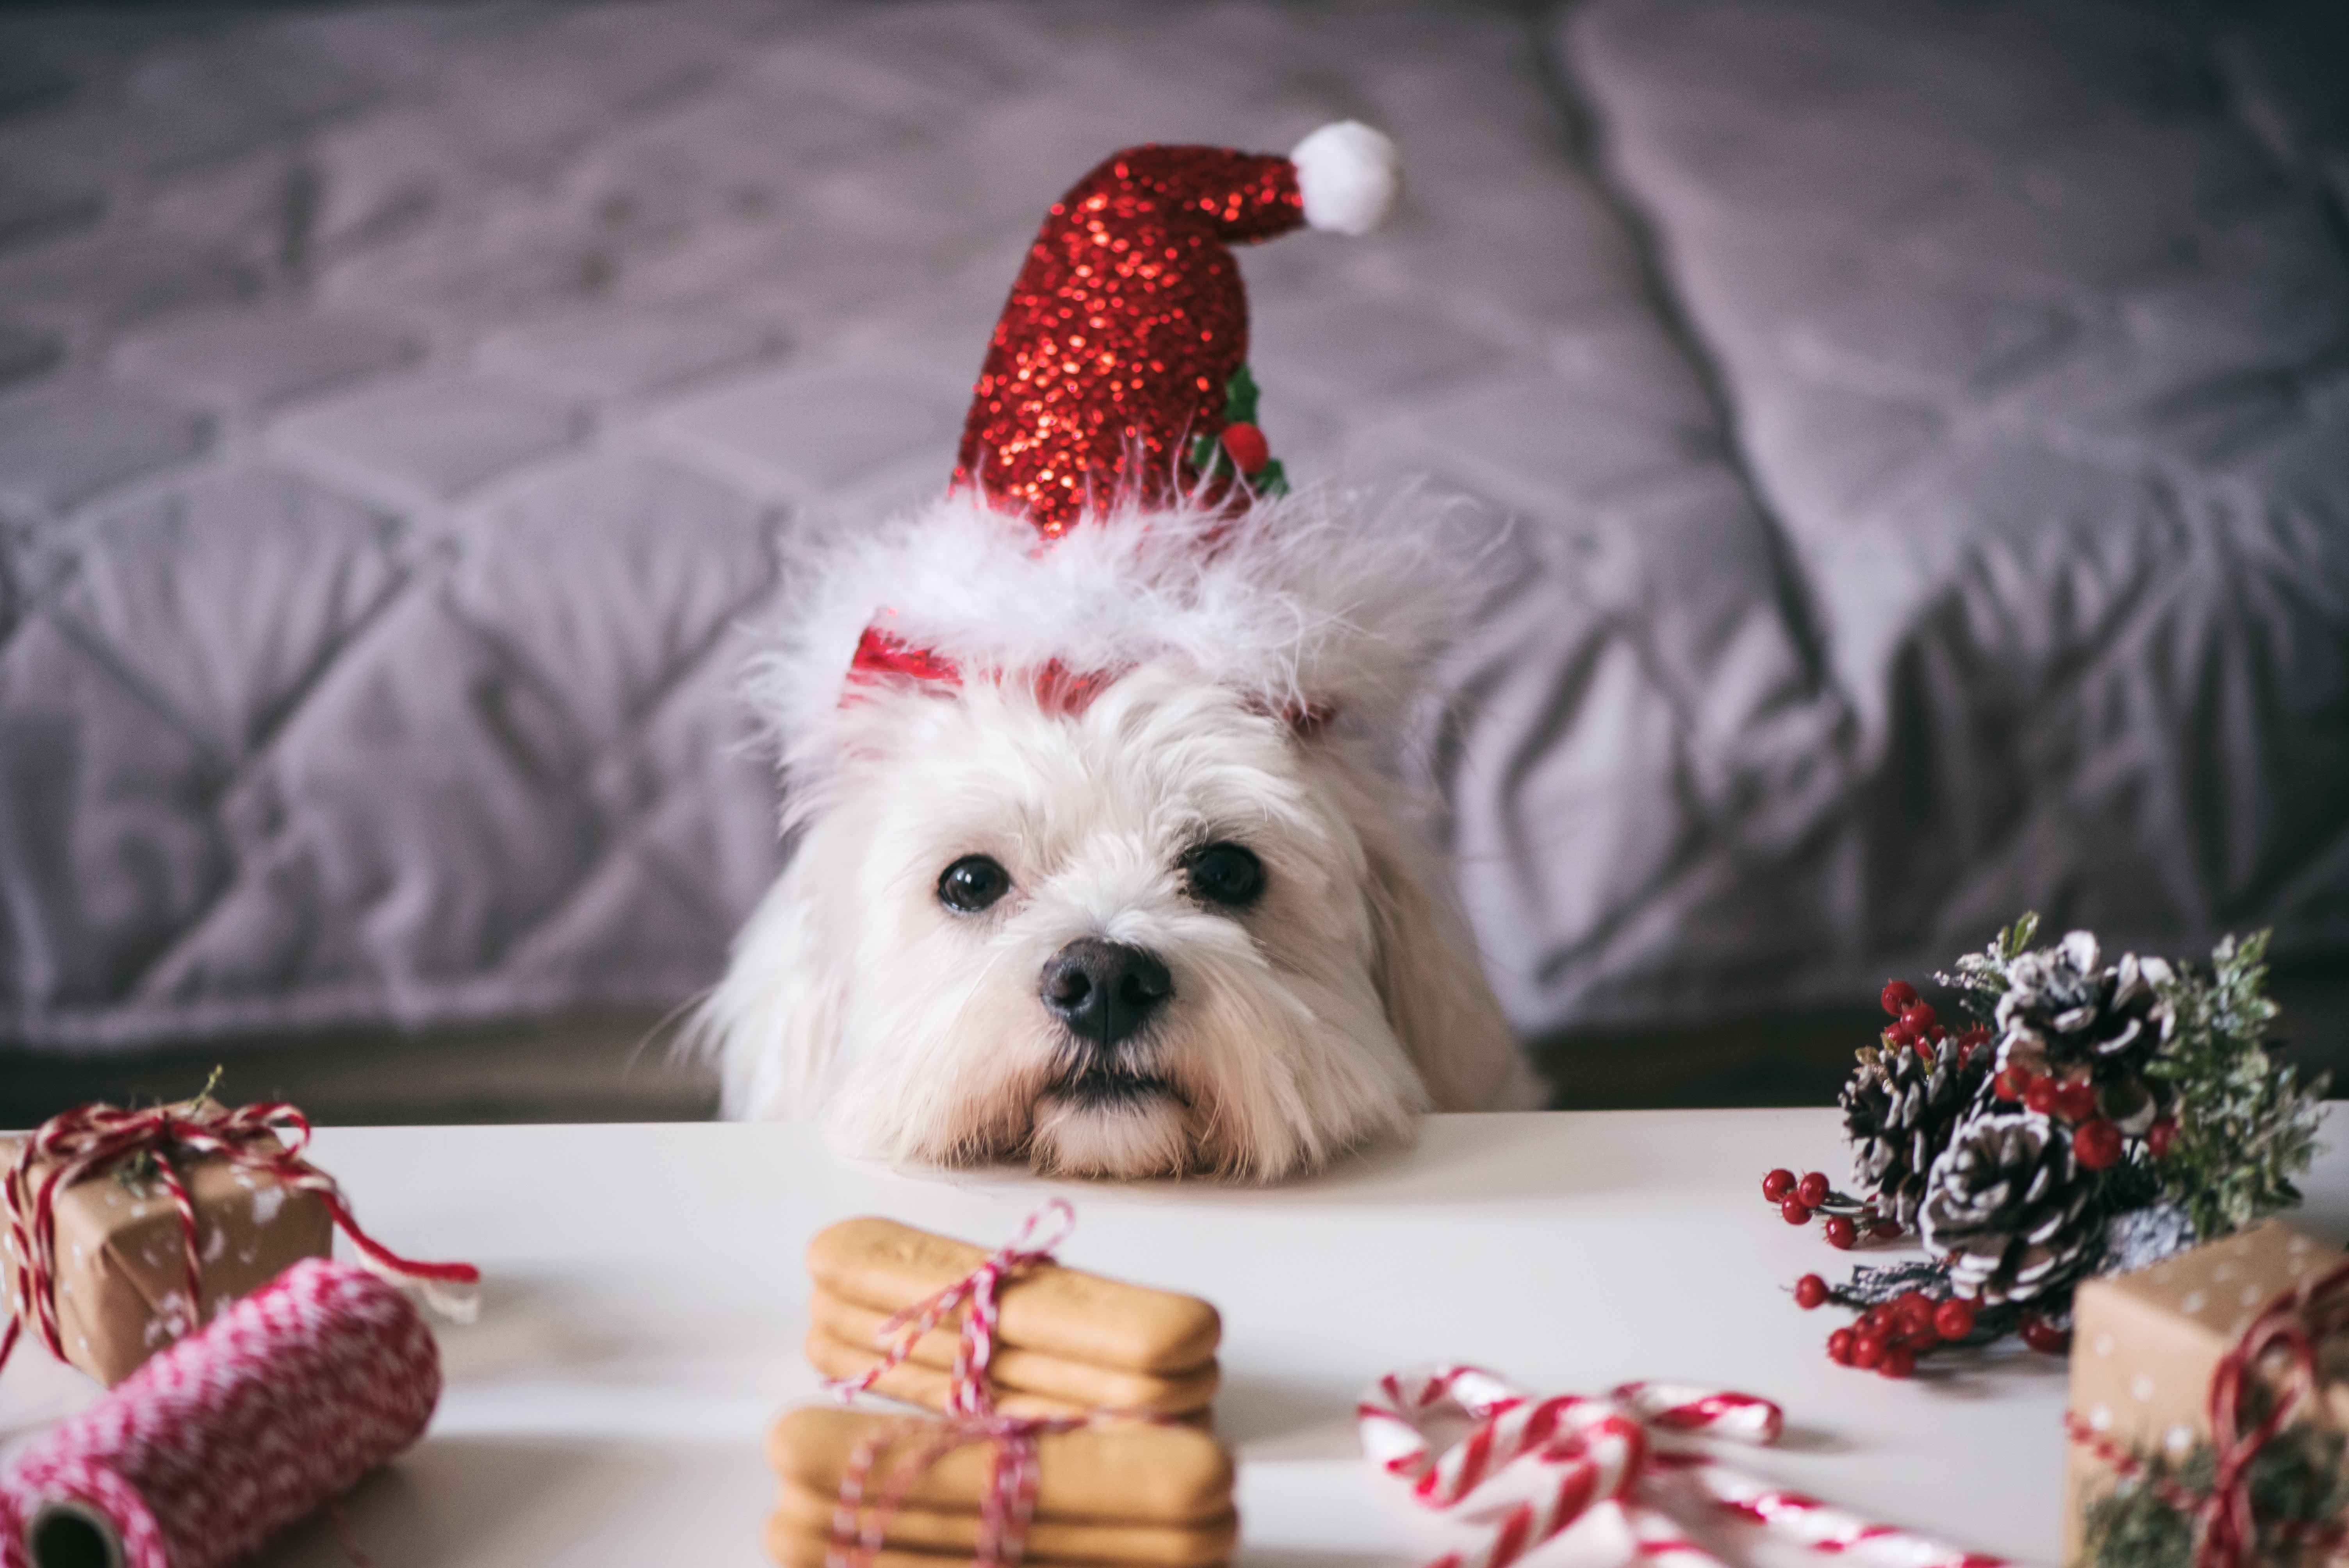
left=693, top=486, right=1524, bottom=1181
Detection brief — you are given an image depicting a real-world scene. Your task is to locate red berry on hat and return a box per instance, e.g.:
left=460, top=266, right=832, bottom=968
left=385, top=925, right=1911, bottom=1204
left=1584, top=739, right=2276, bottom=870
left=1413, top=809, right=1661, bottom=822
left=1794, top=1274, right=1829, bottom=1310
left=1220, top=421, right=1271, bottom=475
left=1796, top=1172, right=1830, bottom=1208
left=1881, top=980, right=1918, bottom=1016
left=1762, top=1168, right=1796, bottom=1202
left=2075, top=1118, right=2124, bottom=1170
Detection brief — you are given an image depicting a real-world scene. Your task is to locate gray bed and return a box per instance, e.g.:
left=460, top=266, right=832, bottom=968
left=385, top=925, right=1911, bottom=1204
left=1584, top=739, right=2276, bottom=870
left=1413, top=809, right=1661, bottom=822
left=3, top=0, right=2344, bottom=1115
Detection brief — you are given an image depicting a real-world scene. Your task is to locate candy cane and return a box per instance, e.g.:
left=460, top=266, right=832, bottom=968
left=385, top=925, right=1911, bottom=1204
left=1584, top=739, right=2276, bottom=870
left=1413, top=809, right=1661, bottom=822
left=1621, top=1501, right=1730, bottom=1565
left=1663, top=1458, right=2006, bottom=1568
left=1360, top=1367, right=2010, bottom=1568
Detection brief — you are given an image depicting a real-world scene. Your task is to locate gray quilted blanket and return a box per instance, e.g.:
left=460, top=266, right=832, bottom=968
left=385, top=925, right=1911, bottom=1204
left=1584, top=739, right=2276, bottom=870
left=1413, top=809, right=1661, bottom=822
left=2, top=0, right=2344, bottom=1077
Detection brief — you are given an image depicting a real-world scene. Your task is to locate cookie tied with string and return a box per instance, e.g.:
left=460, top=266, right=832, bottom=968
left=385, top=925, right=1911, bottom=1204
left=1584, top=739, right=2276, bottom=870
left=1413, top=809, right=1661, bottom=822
left=805, top=1216, right=1219, bottom=1418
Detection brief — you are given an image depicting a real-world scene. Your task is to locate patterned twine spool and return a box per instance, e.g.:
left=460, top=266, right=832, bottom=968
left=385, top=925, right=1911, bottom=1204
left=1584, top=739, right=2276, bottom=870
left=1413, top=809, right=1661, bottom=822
left=1359, top=1365, right=2007, bottom=1568
left=0, top=1259, right=441, bottom=1568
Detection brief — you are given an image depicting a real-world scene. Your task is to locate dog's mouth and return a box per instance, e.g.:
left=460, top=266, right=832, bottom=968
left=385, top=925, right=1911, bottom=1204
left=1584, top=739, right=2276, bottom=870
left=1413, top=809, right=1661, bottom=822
left=1043, top=1066, right=1186, bottom=1109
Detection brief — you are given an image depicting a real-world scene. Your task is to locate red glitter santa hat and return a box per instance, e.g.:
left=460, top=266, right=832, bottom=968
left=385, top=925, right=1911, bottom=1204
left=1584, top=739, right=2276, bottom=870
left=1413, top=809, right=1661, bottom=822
left=759, top=124, right=1495, bottom=767
left=953, top=121, right=1404, bottom=537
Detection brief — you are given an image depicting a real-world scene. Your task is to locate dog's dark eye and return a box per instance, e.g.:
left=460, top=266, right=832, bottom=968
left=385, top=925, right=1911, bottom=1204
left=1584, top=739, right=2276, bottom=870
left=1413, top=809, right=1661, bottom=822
left=937, top=855, right=1011, bottom=914
left=1182, top=842, right=1265, bottom=908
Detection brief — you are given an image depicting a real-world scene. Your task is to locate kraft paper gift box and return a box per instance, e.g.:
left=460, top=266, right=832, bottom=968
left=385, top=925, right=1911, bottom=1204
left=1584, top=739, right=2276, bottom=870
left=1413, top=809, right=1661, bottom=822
left=1, top=1138, right=333, bottom=1386
left=2065, top=1219, right=2349, bottom=1564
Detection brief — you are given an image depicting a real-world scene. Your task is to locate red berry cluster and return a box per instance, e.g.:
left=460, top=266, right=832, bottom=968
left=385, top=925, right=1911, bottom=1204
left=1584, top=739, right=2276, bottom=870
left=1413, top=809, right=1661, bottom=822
left=1987, top=1066, right=2177, bottom=1172
left=1762, top=976, right=2102, bottom=1379
left=1795, top=1279, right=1978, bottom=1378
left=1879, top=980, right=1989, bottom=1064
left=1760, top=1168, right=1900, bottom=1249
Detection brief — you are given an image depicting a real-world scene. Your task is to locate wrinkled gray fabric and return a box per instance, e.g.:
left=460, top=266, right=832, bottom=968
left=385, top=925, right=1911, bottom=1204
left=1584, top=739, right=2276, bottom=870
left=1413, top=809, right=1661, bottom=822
left=0, top=0, right=2343, bottom=1064
left=1527, top=0, right=2349, bottom=1039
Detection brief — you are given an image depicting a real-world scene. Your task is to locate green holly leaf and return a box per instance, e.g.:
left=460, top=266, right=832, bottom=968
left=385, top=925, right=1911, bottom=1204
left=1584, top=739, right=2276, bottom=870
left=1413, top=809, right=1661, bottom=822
left=1223, top=364, right=1262, bottom=426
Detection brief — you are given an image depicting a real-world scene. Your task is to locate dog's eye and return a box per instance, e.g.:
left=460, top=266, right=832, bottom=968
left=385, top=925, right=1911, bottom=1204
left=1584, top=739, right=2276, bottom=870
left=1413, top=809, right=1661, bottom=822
left=1182, top=842, right=1265, bottom=909
left=937, top=855, right=1012, bottom=914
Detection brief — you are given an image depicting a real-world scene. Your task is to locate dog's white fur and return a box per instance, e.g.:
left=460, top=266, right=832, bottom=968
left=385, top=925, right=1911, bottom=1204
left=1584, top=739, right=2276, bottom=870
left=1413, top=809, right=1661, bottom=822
left=693, top=484, right=1524, bottom=1180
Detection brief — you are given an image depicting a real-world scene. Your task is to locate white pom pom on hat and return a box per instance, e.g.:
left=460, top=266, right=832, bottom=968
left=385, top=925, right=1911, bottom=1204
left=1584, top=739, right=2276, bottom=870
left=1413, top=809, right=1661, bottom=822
left=1290, top=120, right=1403, bottom=236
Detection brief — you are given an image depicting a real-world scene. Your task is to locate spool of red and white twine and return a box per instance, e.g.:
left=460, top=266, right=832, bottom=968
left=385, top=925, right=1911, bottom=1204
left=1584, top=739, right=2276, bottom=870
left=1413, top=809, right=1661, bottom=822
left=1359, top=1365, right=2008, bottom=1568
left=0, top=1259, right=440, bottom=1568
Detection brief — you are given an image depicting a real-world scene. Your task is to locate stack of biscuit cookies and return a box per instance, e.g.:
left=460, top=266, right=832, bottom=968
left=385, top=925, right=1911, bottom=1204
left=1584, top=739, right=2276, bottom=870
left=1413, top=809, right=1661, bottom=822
left=764, top=1407, right=1237, bottom=1568
left=802, top=1217, right=1221, bottom=1422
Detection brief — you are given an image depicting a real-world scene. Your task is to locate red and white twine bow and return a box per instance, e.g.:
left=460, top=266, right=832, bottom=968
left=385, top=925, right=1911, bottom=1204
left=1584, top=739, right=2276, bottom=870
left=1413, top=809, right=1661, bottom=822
left=2065, top=1251, right=2349, bottom=1568
left=1, top=1098, right=480, bottom=1376
left=824, top=1198, right=1076, bottom=1420
left=1360, top=1365, right=2007, bottom=1568
left=821, top=1200, right=1094, bottom=1568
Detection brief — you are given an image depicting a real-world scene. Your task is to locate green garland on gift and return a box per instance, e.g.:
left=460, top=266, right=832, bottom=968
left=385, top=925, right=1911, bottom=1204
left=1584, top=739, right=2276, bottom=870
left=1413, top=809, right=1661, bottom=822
left=2080, top=1420, right=2349, bottom=1568
left=1760, top=913, right=2327, bottom=1376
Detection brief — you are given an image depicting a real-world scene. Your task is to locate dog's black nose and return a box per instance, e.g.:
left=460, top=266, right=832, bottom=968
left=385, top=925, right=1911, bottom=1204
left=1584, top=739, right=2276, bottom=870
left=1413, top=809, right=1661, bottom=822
left=1041, top=939, right=1172, bottom=1051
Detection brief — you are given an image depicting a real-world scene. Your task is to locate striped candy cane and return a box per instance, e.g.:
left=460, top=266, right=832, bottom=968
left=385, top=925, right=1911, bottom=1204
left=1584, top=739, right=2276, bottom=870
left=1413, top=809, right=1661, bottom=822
left=1360, top=1367, right=2010, bottom=1568
left=1657, top=1457, right=2006, bottom=1568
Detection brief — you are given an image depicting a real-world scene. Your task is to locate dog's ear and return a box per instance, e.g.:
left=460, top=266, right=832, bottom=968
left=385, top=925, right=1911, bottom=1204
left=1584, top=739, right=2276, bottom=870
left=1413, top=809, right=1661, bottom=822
left=686, top=851, right=841, bottom=1120
left=1362, top=831, right=1535, bottom=1111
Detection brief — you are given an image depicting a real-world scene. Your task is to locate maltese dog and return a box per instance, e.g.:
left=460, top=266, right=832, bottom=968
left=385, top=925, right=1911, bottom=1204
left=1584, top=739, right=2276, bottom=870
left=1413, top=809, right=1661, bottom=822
left=691, top=124, right=1527, bottom=1180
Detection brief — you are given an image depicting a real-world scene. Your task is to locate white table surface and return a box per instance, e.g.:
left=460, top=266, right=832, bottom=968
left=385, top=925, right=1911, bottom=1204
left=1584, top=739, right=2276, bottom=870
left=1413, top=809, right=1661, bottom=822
left=5, top=1108, right=2347, bottom=1568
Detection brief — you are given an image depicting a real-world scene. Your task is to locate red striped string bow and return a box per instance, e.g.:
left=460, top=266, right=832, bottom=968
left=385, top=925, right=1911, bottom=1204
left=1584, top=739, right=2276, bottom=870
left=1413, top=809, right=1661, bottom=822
left=1359, top=1365, right=2008, bottom=1568
left=2065, top=1252, right=2349, bottom=1568
left=820, top=1200, right=1103, bottom=1568
left=1, top=1098, right=480, bottom=1376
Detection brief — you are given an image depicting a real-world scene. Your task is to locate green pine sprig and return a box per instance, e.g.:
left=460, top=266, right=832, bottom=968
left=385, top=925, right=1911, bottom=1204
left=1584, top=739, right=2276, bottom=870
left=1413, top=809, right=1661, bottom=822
left=1936, top=910, right=2041, bottom=1025
left=2145, top=930, right=2326, bottom=1240
left=2080, top=1419, right=2349, bottom=1568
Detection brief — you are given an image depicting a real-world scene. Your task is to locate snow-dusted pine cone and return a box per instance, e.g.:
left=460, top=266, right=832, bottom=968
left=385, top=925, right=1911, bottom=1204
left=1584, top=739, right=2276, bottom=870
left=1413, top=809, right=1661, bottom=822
left=1918, top=1110, right=2101, bottom=1304
left=1995, top=930, right=2175, bottom=1132
left=1840, top=1039, right=1988, bottom=1229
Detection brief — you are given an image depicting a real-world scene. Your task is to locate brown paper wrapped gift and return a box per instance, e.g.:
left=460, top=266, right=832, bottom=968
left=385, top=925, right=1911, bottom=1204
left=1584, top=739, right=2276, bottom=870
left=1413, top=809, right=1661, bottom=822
left=0, top=1137, right=332, bottom=1386
left=2065, top=1219, right=2349, bottom=1564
